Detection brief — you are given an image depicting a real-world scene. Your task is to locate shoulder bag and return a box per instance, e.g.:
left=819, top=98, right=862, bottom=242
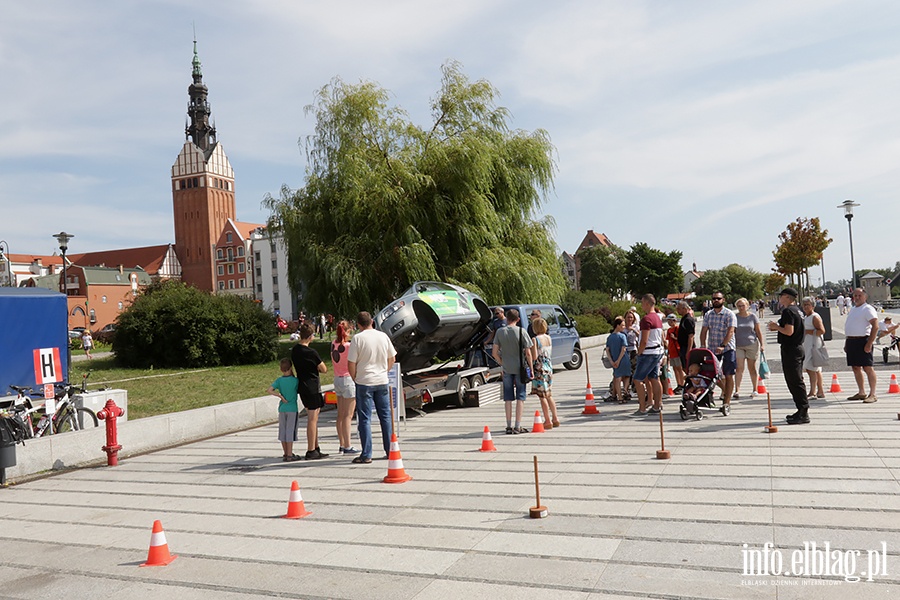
left=519, top=326, right=533, bottom=382
left=811, top=335, right=830, bottom=368
left=758, top=350, right=770, bottom=379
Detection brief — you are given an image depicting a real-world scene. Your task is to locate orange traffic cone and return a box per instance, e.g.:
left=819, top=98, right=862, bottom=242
left=283, top=480, right=312, bottom=519
left=140, top=520, right=177, bottom=567
left=756, top=377, right=767, bottom=395
left=532, top=411, right=545, bottom=433
left=830, top=374, right=842, bottom=393
left=479, top=426, right=497, bottom=452
left=889, top=374, right=900, bottom=394
left=383, top=434, right=412, bottom=483
left=667, top=384, right=675, bottom=396
left=582, top=385, right=600, bottom=415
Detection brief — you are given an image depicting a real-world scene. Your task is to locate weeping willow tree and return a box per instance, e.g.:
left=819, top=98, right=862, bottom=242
left=265, top=61, right=567, bottom=316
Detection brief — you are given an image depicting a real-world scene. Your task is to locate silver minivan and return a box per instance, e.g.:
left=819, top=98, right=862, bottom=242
left=499, top=304, right=582, bottom=370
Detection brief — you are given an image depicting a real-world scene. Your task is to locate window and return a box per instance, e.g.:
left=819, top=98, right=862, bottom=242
left=271, top=259, right=277, bottom=270
left=226, top=232, right=233, bottom=243
left=227, top=248, right=233, bottom=261
left=238, top=262, right=245, bottom=273
left=237, top=246, right=244, bottom=257
left=217, top=265, right=224, bottom=276
left=228, top=280, right=235, bottom=289
left=101, top=295, right=107, bottom=303
left=218, top=281, right=225, bottom=290
left=255, top=268, right=261, bottom=277
left=254, top=252, right=260, bottom=262
left=118, top=302, right=124, bottom=310
left=217, top=249, right=223, bottom=259
left=227, top=264, right=234, bottom=275
left=273, top=291, right=279, bottom=301
left=256, top=284, right=262, bottom=293
left=239, top=279, right=245, bottom=288
left=192, top=177, right=199, bottom=188
left=272, top=276, right=278, bottom=285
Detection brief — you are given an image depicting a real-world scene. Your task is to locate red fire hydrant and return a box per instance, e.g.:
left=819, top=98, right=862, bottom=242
left=97, top=399, right=124, bottom=466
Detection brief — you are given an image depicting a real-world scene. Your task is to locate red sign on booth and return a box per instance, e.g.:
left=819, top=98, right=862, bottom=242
left=33, top=347, right=63, bottom=385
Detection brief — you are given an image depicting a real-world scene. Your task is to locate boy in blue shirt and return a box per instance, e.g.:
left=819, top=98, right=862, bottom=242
left=269, top=358, right=300, bottom=461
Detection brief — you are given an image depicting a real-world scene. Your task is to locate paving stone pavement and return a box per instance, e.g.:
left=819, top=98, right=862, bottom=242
left=2, top=309, right=900, bottom=599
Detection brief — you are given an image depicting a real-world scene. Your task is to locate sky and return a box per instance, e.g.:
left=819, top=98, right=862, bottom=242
left=2, top=0, right=899, bottom=284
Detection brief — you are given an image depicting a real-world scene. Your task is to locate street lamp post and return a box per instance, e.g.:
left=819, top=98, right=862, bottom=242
left=53, top=231, right=74, bottom=382
left=838, top=200, right=859, bottom=290
left=0, top=240, right=10, bottom=286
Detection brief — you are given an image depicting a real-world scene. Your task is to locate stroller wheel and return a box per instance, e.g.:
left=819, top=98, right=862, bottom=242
left=721, top=404, right=731, bottom=417
left=679, top=406, right=688, bottom=421
left=696, top=409, right=704, bottom=421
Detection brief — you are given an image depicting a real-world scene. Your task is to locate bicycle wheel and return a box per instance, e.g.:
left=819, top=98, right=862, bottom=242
left=53, top=409, right=79, bottom=434
left=77, top=408, right=99, bottom=429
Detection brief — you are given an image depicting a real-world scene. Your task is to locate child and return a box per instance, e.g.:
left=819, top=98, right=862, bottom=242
left=82, top=330, right=94, bottom=360
left=682, top=362, right=712, bottom=410
left=269, top=358, right=300, bottom=462
left=665, top=314, right=683, bottom=389
left=291, top=323, right=329, bottom=460
left=606, top=316, right=631, bottom=403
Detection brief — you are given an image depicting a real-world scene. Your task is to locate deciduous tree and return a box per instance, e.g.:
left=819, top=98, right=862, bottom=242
left=772, top=217, right=832, bottom=292
left=623, top=242, right=683, bottom=301
left=577, top=244, right=625, bottom=296
left=265, top=62, right=566, bottom=315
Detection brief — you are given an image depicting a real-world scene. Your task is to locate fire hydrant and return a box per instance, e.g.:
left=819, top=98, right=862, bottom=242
left=97, top=399, right=124, bottom=466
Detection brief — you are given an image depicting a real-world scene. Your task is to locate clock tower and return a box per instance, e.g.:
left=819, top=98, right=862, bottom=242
left=171, top=41, right=235, bottom=292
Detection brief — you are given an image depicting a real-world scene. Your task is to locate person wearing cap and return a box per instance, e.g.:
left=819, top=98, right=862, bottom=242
left=844, top=288, right=878, bottom=403
left=767, top=287, right=809, bottom=423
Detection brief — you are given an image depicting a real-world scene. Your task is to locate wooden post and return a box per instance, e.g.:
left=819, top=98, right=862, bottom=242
left=529, top=455, right=548, bottom=518
left=765, top=392, right=778, bottom=433
left=656, top=410, right=670, bottom=459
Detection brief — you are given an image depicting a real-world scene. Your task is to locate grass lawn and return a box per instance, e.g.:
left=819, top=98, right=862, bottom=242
left=70, top=338, right=335, bottom=420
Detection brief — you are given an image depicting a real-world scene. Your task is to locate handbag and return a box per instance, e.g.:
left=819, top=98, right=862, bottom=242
left=758, top=350, right=770, bottom=379
left=811, top=337, right=829, bottom=368
left=519, top=326, right=533, bottom=382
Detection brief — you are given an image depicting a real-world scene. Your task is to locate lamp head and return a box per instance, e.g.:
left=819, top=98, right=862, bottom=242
left=838, top=199, right=859, bottom=220
left=52, top=231, right=74, bottom=253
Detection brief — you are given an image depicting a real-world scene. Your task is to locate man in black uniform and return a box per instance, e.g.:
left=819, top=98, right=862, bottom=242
left=767, top=287, right=808, bottom=424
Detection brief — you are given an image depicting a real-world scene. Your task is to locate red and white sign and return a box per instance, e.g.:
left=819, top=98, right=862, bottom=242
left=33, top=347, right=63, bottom=385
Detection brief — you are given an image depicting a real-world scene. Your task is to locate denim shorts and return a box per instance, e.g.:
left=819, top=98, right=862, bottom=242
left=333, top=375, right=355, bottom=398
left=633, top=353, right=662, bottom=381
left=502, top=372, right=528, bottom=401
left=718, top=349, right=737, bottom=375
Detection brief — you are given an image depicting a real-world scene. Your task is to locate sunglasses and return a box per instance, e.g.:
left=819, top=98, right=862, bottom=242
left=712, top=298, right=724, bottom=301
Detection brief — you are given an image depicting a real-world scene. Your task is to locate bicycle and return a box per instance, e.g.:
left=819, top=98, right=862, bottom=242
left=7, top=373, right=99, bottom=438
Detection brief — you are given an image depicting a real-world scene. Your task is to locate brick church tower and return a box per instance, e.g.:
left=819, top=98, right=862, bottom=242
left=171, top=41, right=236, bottom=292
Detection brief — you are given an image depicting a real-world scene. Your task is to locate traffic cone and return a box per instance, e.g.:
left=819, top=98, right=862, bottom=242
left=479, top=426, right=497, bottom=452
left=383, top=434, right=412, bottom=483
left=756, top=377, right=767, bottom=395
left=532, top=411, right=545, bottom=433
left=582, top=385, right=600, bottom=415
left=140, top=520, right=177, bottom=567
left=283, top=480, right=312, bottom=519
left=830, top=374, right=842, bottom=393
left=889, top=374, right=900, bottom=394
left=667, top=384, right=675, bottom=396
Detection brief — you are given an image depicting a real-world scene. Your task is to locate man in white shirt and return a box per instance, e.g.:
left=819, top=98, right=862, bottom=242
left=348, top=311, right=397, bottom=463
left=843, top=288, right=878, bottom=402
left=876, top=316, right=899, bottom=344
left=836, top=293, right=846, bottom=315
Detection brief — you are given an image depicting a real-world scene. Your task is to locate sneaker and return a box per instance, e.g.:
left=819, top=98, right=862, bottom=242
left=661, top=393, right=670, bottom=400
left=647, top=407, right=661, bottom=414
left=863, top=395, right=878, bottom=403
left=340, top=446, right=359, bottom=455
left=732, top=393, right=740, bottom=400
left=750, top=392, right=757, bottom=399
left=629, top=410, right=649, bottom=417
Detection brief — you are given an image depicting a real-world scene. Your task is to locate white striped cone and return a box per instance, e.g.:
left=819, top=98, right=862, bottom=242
left=383, top=434, right=412, bottom=483
left=140, top=520, right=177, bottom=566
left=283, top=480, right=312, bottom=518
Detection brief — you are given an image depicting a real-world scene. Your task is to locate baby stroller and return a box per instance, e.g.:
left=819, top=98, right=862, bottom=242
left=883, top=336, right=900, bottom=365
left=679, top=348, right=730, bottom=420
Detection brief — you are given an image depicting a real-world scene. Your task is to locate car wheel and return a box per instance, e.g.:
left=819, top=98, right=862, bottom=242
left=455, top=377, right=471, bottom=408
left=564, top=347, right=583, bottom=370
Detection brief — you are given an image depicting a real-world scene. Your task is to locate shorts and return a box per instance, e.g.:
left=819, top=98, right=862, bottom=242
left=735, top=344, right=759, bottom=362
left=845, top=337, right=874, bottom=367
left=668, top=356, right=682, bottom=369
left=633, top=353, right=662, bottom=381
left=502, top=372, right=528, bottom=401
left=278, top=411, right=300, bottom=442
left=299, top=391, right=326, bottom=411
left=718, top=349, right=737, bottom=376
left=333, top=375, right=356, bottom=398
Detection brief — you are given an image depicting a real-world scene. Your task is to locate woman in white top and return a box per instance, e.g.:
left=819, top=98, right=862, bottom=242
left=800, top=297, right=826, bottom=399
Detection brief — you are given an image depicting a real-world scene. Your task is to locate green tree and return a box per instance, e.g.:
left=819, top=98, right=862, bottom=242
left=623, top=242, right=683, bottom=300
left=114, top=281, right=277, bottom=368
left=772, top=217, right=832, bottom=292
left=265, top=62, right=567, bottom=315
left=764, top=272, right=786, bottom=295
left=577, top=244, right=626, bottom=296
left=694, top=264, right=764, bottom=302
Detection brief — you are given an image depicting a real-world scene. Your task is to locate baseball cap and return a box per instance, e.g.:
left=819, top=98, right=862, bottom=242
left=779, top=287, right=799, bottom=298
left=666, top=314, right=677, bottom=321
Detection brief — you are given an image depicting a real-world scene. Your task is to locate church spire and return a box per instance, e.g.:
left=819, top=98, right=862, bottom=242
left=185, top=39, right=217, bottom=153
